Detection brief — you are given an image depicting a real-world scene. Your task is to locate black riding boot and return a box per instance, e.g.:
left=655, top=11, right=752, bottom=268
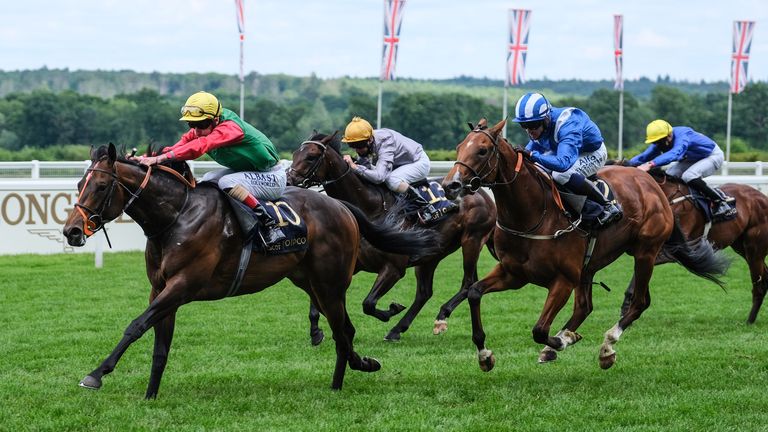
left=569, top=179, right=623, bottom=226
left=687, top=177, right=736, bottom=219
left=252, top=203, right=286, bottom=244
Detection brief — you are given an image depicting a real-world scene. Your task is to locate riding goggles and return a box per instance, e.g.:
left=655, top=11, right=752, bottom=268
left=180, top=105, right=217, bottom=118
left=187, top=119, right=213, bottom=130
left=519, top=120, right=545, bottom=130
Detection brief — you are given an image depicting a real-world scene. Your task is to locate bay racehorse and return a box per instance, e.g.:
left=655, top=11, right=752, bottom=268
left=63, top=143, right=438, bottom=398
left=287, top=132, right=497, bottom=342
left=611, top=163, right=768, bottom=323
left=442, top=119, right=729, bottom=371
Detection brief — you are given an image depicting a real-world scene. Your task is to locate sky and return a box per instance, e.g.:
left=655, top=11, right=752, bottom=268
left=2, top=0, right=767, bottom=83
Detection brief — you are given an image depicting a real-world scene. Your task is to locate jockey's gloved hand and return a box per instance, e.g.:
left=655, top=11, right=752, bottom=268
left=528, top=150, right=541, bottom=162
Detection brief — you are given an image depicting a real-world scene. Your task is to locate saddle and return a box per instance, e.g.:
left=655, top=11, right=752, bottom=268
left=681, top=187, right=737, bottom=223
left=225, top=194, right=309, bottom=255
left=558, top=176, right=617, bottom=229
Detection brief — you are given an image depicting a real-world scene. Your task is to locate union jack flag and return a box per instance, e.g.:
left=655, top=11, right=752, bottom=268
left=731, top=20, right=756, bottom=94
left=380, top=0, right=406, bottom=81
left=234, top=0, right=245, bottom=39
left=506, top=9, right=531, bottom=86
left=614, top=15, right=623, bottom=91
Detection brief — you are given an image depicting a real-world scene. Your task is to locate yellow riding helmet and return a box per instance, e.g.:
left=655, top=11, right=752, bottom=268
left=179, top=91, right=222, bottom=121
left=645, top=119, right=672, bottom=144
left=341, top=116, right=374, bottom=143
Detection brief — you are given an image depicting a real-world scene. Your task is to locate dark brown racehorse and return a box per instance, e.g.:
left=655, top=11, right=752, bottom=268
left=442, top=119, right=729, bottom=370
left=611, top=163, right=768, bottom=323
left=62, top=143, right=438, bottom=398
left=287, top=132, right=497, bottom=342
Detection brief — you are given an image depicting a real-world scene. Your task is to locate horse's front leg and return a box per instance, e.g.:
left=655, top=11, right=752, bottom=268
left=80, top=299, right=178, bottom=392
left=361, top=265, right=406, bottom=322
left=468, top=264, right=520, bottom=372
left=385, top=262, right=438, bottom=341
left=539, top=274, right=592, bottom=363
left=533, top=276, right=578, bottom=363
left=145, top=311, right=177, bottom=399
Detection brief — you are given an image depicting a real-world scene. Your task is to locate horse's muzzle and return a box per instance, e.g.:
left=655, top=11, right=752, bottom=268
left=63, top=225, right=87, bottom=247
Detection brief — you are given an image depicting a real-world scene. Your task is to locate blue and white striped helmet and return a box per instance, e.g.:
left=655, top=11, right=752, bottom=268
left=512, top=92, right=551, bottom=123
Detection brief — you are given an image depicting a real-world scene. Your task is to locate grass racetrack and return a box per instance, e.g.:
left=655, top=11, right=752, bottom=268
left=1, top=249, right=767, bottom=431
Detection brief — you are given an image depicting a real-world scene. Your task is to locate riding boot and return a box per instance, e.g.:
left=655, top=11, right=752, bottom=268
left=228, top=185, right=286, bottom=244
left=687, top=177, right=737, bottom=219
left=404, top=185, right=439, bottom=222
left=567, top=176, right=623, bottom=226
left=252, top=203, right=286, bottom=244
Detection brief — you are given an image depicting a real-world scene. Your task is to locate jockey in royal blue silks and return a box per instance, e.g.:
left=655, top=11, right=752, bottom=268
left=628, top=119, right=736, bottom=219
left=512, top=92, right=623, bottom=226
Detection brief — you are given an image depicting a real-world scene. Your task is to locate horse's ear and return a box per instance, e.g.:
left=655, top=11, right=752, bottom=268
left=467, top=122, right=475, bottom=131
left=324, top=130, right=339, bottom=144
left=477, top=118, right=488, bottom=129
left=89, top=145, right=96, bottom=160
left=107, top=142, right=117, bottom=164
left=489, top=119, right=507, bottom=138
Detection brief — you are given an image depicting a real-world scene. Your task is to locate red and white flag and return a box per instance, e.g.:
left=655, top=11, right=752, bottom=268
left=731, top=20, right=756, bottom=94
left=234, top=0, right=245, bottom=39
left=380, top=0, right=406, bottom=81
left=614, top=15, right=624, bottom=90
left=506, top=9, right=531, bottom=86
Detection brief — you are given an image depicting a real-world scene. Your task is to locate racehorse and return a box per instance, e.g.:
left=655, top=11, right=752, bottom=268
left=610, top=162, right=768, bottom=323
left=442, top=118, right=729, bottom=370
left=287, top=132, right=497, bottom=342
left=62, top=143, right=438, bottom=398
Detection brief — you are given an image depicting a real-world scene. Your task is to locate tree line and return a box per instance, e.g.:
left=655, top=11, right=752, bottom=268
left=0, top=69, right=765, bottom=161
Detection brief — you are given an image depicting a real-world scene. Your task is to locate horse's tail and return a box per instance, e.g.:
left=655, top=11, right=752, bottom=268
left=660, top=219, right=731, bottom=289
left=339, top=200, right=440, bottom=260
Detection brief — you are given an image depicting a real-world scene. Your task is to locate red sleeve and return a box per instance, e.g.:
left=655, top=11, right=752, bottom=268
left=161, top=121, right=245, bottom=160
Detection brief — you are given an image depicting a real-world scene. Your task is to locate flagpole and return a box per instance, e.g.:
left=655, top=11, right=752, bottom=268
left=377, top=81, right=383, bottom=129
left=239, top=36, right=245, bottom=119
left=617, top=90, right=624, bottom=160
left=726, top=91, right=733, bottom=165
left=502, top=86, right=508, bottom=138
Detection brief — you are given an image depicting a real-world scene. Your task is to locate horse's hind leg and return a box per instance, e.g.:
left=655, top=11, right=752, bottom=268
left=735, top=240, right=768, bottom=324
left=600, top=254, right=655, bottom=370
left=308, top=302, right=325, bottom=346
left=385, top=262, right=439, bottom=341
left=362, top=265, right=407, bottom=322
left=434, top=239, right=482, bottom=335
left=145, top=311, right=176, bottom=399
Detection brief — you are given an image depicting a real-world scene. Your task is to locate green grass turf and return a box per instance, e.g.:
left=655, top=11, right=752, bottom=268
left=0, top=249, right=766, bottom=431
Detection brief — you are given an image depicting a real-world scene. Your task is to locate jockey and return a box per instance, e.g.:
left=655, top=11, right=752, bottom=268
left=135, top=91, right=287, bottom=244
left=513, top=92, right=623, bottom=226
left=629, top=119, right=736, bottom=219
left=341, top=116, right=432, bottom=211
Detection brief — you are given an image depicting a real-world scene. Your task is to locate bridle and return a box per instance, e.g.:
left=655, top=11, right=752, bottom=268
left=74, top=158, right=193, bottom=245
left=454, top=126, right=581, bottom=240
left=452, top=127, right=522, bottom=194
left=288, top=140, right=352, bottom=188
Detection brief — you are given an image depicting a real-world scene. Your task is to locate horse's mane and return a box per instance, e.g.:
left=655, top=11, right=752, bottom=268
left=648, top=167, right=686, bottom=184
left=91, top=143, right=191, bottom=178
left=308, top=132, right=342, bottom=155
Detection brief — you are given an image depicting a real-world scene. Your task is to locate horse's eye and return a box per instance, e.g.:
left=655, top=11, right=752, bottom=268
left=95, top=182, right=108, bottom=191
left=477, top=147, right=489, bottom=156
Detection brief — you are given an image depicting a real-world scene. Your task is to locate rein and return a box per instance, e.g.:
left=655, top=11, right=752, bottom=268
left=75, top=159, right=194, bottom=245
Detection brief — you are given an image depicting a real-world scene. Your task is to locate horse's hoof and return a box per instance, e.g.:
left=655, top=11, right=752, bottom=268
left=390, top=303, right=406, bottom=316
left=599, top=353, right=616, bottom=369
left=538, top=348, right=558, bottom=363
left=384, top=332, right=401, bottom=342
left=478, top=349, right=495, bottom=372
left=433, top=320, right=448, bottom=335
left=310, top=331, right=325, bottom=346
left=79, top=375, right=102, bottom=390
left=362, top=357, right=382, bottom=372
left=566, top=330, right=583, bottom=344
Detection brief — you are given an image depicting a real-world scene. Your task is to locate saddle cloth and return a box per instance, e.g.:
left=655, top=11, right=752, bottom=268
left=411, top=179, right=459, bottom=225
left=226, top=195, right=309, bottom=255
